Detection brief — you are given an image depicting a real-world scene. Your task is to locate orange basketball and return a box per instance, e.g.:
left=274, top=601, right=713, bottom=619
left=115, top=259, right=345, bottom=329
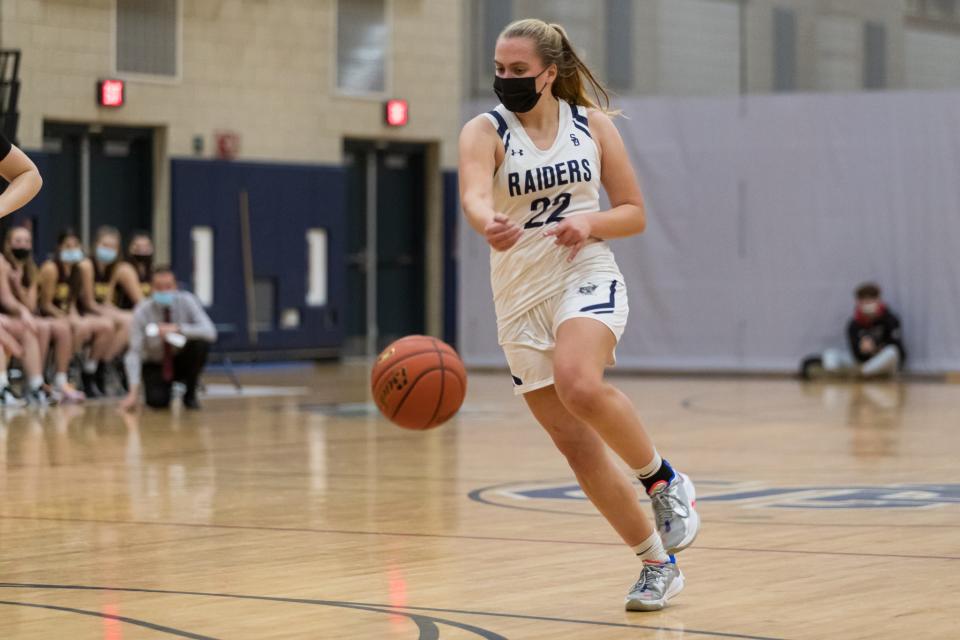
left=371, top=335, right=467, bottom=430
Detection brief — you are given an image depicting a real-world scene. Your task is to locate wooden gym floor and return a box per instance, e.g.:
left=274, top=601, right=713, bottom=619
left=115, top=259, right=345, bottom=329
left=0, top=363, right=956, bottom=639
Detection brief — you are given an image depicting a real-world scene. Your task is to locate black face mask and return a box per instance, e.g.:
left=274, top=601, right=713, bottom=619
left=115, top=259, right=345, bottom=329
left=493, top=66, right=549, bottom=113
left=11, top=248, right=31, bottom=261
left=131, top=254, right=153, bottom=267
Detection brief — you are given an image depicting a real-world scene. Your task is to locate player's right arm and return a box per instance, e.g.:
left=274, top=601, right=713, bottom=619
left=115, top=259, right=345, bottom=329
left=0, top=139, right=43, bottom=219
left=458, top=116, right=521, bottom=251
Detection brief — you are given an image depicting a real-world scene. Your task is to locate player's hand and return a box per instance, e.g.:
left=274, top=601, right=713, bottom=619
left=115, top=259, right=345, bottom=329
left=20, top=311, right=38, bottom=335
left=544, top=216, right=592, bottom=262
left=859, top=336, right=876, bottom=355
left=484, top=214, right=522, bottom=252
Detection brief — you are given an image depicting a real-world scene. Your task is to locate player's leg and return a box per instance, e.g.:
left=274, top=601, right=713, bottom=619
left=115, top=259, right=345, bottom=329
left=525, top=384, right=658, bottom=547
left=0, top=321, right=25, bottom=407
left=3, top=318, right=50, bottom=405
left=524, top=384, right=682, bottom=611
left=45, top=318, right=85, bottom=402
left=81, top=315, right=113, bottom=396
left=553, top=315, right=699, bottom=554
left=104, top=308, right=131, bottom=361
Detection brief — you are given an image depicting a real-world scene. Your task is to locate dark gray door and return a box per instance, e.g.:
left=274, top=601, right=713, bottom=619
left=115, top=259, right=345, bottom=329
left=343, top=140, right=426, bottom=355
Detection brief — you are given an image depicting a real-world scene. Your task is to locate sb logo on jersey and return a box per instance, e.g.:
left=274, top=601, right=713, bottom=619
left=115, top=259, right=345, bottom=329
left=570, top=133, right=580, bottom=147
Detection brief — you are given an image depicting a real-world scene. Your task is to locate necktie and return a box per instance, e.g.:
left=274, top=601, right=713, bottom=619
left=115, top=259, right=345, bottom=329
left=162, top=307, right=174, bottom=382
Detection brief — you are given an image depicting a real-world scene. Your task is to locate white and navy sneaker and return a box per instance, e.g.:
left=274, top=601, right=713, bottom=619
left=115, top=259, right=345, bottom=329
left=625, top=557, right=684, bottom=612
left=649, top=472, right=700, bottom=554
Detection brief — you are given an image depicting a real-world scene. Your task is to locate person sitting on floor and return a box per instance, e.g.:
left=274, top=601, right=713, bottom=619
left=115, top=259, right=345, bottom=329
left=802, top=282, right=906, bottom=379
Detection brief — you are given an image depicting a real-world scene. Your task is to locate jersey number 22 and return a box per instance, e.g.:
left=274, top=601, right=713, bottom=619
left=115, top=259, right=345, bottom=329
left=524, top=192, right=571, bottom=229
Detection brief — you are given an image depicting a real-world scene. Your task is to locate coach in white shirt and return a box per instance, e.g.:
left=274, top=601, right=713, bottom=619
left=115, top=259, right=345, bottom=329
left=121, top=267, right=217, bottom=411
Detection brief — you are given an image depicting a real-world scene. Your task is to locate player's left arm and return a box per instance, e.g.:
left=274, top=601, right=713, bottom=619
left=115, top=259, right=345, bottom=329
left=545, top=110, right=646, bottom=260
left=0, top=143, right=43, bottom=219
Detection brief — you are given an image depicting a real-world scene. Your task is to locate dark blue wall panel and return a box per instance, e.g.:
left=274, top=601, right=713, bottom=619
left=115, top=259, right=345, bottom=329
left=171, top=158, right=346, bottom=355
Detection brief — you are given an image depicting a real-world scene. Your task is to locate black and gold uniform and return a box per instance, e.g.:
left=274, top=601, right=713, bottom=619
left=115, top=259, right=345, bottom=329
left=120, top=257, right=153, bottom=310
left=49, top=261, right=79, bottom=315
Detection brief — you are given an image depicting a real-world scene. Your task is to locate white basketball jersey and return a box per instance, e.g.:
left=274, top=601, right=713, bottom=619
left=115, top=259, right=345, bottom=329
left=483, top=100, right=621, bottom=327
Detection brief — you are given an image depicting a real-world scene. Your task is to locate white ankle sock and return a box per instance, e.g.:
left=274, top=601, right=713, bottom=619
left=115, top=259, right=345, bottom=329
left=29, top=375, right=44, bottom=391
left=633, top=451, right=663, bottom=479
left=631, top=532, right=669, bottom=564
left=54, top=373, right=68, bottom=389
left=0, top=372, right=8, bottom=388
left=83, top=359, right=98, bottom=374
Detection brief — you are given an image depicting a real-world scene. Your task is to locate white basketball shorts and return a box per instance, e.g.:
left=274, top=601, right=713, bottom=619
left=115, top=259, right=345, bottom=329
left=498, top=273, right=628, bottom=396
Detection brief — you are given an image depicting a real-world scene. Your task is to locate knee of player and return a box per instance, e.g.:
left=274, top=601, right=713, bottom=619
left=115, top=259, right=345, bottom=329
left=554, top=373, right=607, bottom=415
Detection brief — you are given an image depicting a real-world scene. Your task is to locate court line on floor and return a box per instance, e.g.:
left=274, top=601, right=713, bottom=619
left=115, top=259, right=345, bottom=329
left=1, top=514, right=957, bottom=562
left=0, top=600, right=218, bottom=639
left=0, top=583, right=787, bottom=640
left=467, top=482, right=960, bottom=529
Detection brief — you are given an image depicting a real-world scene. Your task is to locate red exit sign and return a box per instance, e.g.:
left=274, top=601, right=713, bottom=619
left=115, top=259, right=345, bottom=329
left=98, top=79, right=125, bottom=107
left=384, top=99, right=408, bottom=127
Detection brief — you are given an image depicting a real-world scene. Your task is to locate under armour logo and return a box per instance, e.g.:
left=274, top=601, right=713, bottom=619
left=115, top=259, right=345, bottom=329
left=511, top=148, right=524, bottom=156
left=578, top=283, right=598, bottom=295
left=570, top=133, right=580, bottom=147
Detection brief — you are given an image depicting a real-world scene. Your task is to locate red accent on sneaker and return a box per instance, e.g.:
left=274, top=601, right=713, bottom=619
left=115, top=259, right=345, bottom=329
left=691, top=499, right=696, bottom=507
left=648, top=480, right=668, bottom=496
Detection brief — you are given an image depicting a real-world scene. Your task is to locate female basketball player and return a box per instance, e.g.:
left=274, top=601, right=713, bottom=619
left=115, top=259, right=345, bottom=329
left=4, top=226, right=86, bottom=402
left=83, top=226, right=137, bottom=369
left=458, top=19, right=699, bottom=611
left=38, top=230, right=114, bottom=397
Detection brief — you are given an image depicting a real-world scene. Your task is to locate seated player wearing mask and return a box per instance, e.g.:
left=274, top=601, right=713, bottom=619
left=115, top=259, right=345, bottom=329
left=120, top=267, right=217, bottom=411
left=38, top=229, right=115, bottom=397
left=4, top=225, right=86, bottom=402
left=82, top=225, right=139, bottom=390
left=123, top=231, right=155, bottom=307
left=805, top=282, right=906, bottom=379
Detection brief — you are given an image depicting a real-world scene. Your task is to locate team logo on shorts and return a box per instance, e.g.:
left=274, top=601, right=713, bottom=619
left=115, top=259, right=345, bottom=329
left=471, top=479, right=960, bottom=511
left=578, top=283, right=598, bottom=295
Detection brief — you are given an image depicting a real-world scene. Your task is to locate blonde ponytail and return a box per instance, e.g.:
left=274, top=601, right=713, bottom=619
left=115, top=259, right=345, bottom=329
left=499, top=19, right=617, bottom=115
